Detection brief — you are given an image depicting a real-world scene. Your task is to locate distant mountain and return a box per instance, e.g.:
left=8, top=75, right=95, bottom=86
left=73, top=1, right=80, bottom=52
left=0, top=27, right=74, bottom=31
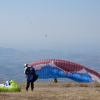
left=0, top=47, right=100, bottom=82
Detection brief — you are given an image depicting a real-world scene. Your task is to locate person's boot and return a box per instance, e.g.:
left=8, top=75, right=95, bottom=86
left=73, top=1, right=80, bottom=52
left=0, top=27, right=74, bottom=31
left=31, top=88, right=34, bottom=91
left=26, top=87, right=28, bottom=91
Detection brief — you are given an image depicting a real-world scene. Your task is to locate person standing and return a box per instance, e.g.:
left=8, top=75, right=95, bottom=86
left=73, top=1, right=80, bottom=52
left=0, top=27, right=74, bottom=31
left=53, top=78, right=58, bottom=83
left=24, top=64, right=38, bottom=91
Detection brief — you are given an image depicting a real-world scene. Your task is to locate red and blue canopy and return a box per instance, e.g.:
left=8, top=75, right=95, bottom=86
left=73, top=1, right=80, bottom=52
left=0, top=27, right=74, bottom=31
left=29, top=59, right=100, bottom=83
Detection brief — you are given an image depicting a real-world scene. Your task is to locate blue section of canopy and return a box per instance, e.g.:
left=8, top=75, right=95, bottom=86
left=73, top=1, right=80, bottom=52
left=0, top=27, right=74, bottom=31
left=67, top=72, right=93, bottom=82
left=36, top=64, right=93, bottom=82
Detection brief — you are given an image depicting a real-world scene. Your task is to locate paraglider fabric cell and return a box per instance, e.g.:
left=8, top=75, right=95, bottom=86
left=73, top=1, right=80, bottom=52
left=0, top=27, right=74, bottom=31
left=0, top=80, right=21, bottom=92
left=29, top=59, right=100, bottom=83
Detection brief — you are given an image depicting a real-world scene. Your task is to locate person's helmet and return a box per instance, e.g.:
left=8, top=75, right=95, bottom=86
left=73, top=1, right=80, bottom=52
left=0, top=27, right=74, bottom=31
left=24, top=64, right=28, bottom=68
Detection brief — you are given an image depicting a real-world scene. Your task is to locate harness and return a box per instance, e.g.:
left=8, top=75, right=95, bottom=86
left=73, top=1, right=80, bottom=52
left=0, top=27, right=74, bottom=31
left=26, top=67, right=34, bottom=81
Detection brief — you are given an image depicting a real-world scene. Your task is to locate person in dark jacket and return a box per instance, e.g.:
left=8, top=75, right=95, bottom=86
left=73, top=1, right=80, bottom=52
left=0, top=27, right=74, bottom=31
left=24, top=64, right=38, bottom=91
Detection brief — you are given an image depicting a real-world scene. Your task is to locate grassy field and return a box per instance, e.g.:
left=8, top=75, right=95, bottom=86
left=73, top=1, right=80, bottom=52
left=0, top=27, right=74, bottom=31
left=0, top=81, right=100, bottom=100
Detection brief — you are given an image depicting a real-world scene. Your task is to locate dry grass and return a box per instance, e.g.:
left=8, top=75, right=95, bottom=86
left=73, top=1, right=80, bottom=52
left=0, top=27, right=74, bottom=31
left=0, top=82, right=100, bottom=100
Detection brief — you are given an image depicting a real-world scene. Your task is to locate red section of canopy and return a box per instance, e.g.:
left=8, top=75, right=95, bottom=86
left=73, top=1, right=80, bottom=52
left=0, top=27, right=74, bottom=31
left=29, top=59, right=100, bottom=79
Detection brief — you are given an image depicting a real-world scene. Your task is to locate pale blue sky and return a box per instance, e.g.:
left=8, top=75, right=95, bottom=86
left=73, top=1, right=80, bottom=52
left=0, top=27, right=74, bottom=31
left=0, top=0, right=100, bottom=54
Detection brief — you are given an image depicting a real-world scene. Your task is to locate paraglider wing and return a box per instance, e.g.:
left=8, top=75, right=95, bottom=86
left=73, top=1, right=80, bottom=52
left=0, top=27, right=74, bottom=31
left=29, top=59, right=100, bottom=83
left=0, top=80, right=21, bottom=92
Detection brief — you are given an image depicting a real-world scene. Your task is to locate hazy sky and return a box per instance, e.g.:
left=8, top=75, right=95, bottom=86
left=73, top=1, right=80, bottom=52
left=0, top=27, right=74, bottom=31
left=0, top=0, right=100, bottom=54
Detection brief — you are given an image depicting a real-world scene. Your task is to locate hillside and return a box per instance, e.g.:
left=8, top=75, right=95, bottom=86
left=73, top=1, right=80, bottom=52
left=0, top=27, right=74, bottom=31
left=0, top=47, right=100, bottom=82
left=0, top=82, right=100, bottom=100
